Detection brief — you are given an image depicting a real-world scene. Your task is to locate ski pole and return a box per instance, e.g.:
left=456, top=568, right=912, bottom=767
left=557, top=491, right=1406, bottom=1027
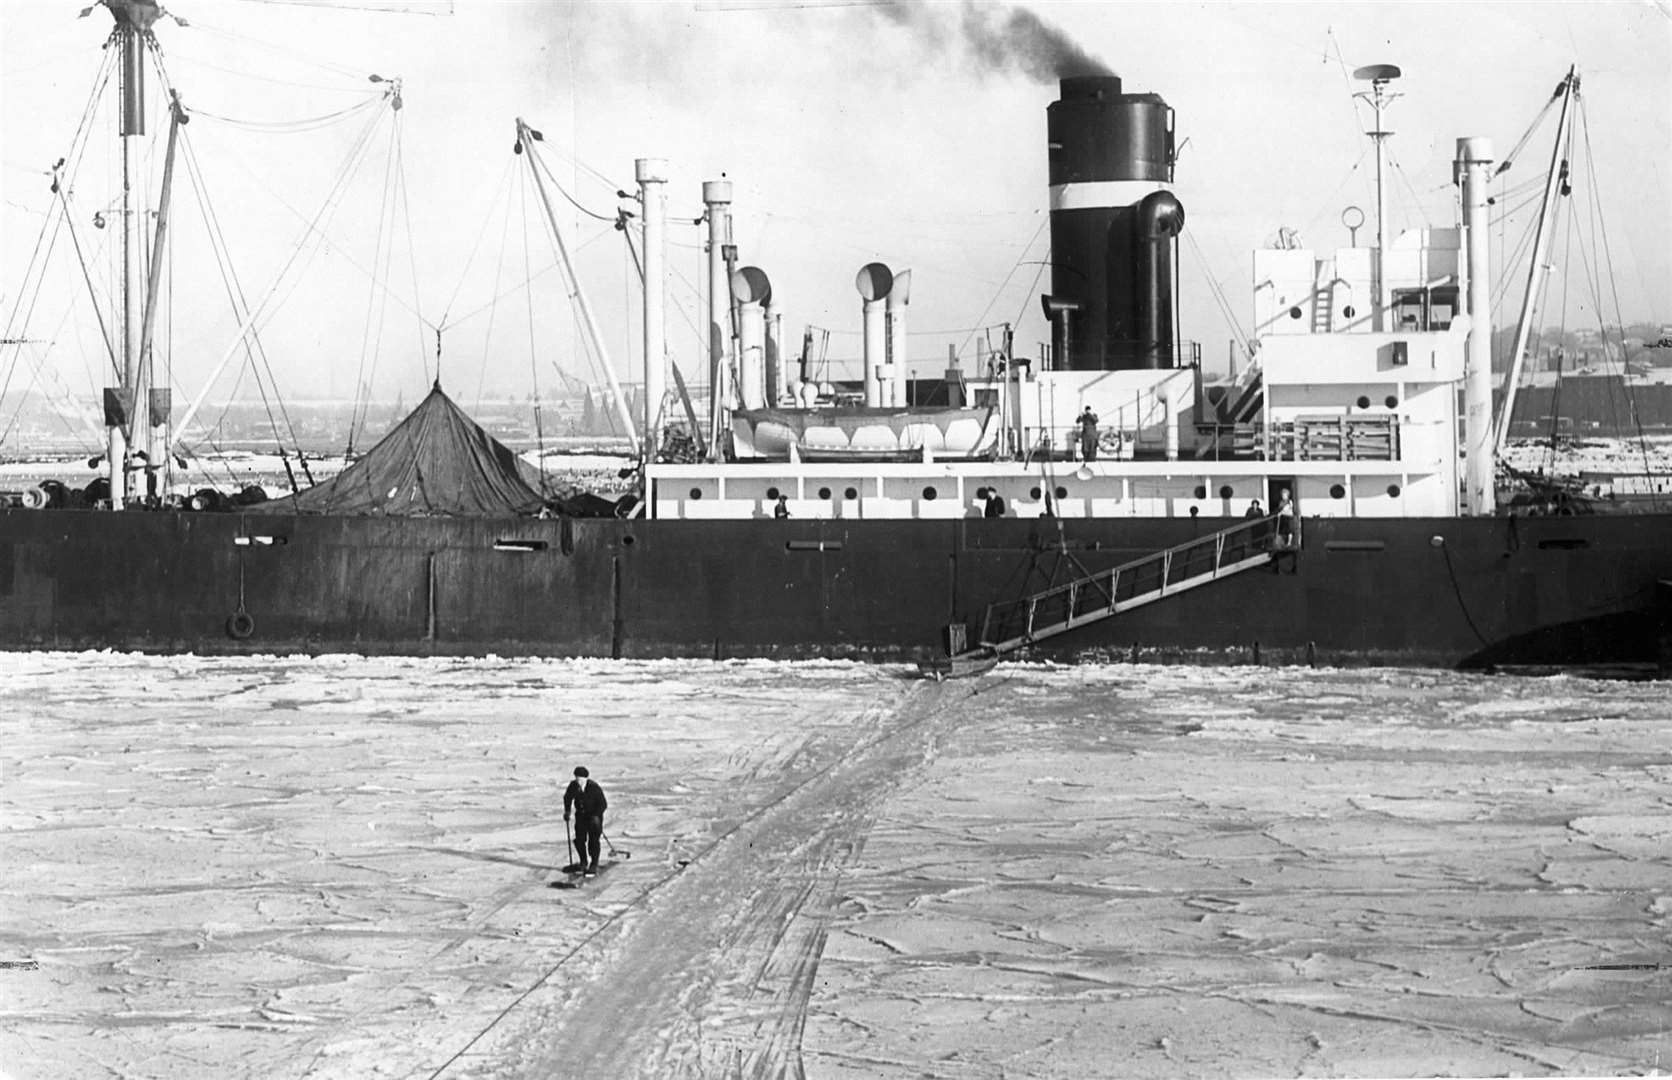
left=603, top=830, right=631, bottom=859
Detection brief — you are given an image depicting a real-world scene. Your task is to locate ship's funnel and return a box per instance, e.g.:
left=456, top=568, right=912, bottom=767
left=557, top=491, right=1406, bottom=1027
left=856, top=262, right=893, bottom=407
left=1046, top=76, right=1182, bottom=370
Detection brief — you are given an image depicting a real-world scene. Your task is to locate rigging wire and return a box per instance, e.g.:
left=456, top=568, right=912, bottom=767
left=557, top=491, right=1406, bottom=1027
left=184, top=96, right=385, bottom=132
left=0, top=48, right=123, bottom=451
left=391, top=121, right=431, bottom=390
left=1494, top=85, right=1563, bottom=180
left=347, top=108, right=402, bottom=458
left=169, top=16, right=383, bottom=84
left=437, top=155, right=516, bottom=329
left=1536, top=175, right=1577, bottom=474
left=164, top=58, right=392, bottom=457
left=530, top=144, right=617, bottom=223
left=520, top=167, right=627, bottom=407
left=171, top=110, right=298, bottom=454
left=1292, top=144, right=1371, bottom=259
left=1489, top=190, right=1545, bottom=315
left=466, top=162, right=518, bottom=418
left=51, top=170, right=121, bottom=383
left=1183, top=227, right=1252, bottom=365
left=955, top=213, right=1047, bottom=363
left=1386, top=147, right=1435, bottom=231
left=620, top=216, right=715, bottom=432
left=1575, top=100, right=1661, bottom=506
left=1008, top=253, right=1051, bottom=361
left=520, top=160, right=549, bottom=490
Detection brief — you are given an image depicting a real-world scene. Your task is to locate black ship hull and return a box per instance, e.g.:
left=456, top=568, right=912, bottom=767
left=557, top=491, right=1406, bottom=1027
left=2, top=509, right=1667, bottom=670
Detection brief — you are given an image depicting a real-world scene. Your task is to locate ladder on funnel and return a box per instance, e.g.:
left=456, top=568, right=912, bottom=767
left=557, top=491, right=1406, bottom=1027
left=976, top=518, right=1278, bottom=654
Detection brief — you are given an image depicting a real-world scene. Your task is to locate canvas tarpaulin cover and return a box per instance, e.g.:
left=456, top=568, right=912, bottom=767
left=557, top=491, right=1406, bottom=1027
left=255, top=383, right=547, bottom=517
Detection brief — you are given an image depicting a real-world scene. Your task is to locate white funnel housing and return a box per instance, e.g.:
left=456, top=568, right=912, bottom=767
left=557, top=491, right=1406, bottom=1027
left=765, top=297, right=784, bottom=406
left=855, top=262, right=893, bottom=408
left=732, top=266, right=771, bottom=410
left=885, top=269, right=911, bottom=408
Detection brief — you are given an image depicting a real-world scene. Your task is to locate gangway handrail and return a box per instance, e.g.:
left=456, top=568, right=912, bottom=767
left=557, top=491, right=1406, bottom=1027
left=977, top=517, right=1279, bottom=653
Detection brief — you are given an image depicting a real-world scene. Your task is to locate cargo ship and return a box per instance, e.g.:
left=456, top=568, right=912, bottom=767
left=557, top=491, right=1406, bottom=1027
left=2, top=1, right=1669, bottom=671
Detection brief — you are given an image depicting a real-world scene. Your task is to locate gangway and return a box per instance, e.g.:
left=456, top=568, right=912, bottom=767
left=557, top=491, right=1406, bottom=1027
left=973, top=517, right=1280, bottom=656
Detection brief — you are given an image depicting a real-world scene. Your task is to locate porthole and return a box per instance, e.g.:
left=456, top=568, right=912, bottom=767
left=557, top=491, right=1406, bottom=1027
left=622, top=534, right=636, bottom=546
left=1356, top=395, right=1371, bottom=409
left=1387, top=483, right=1402, bottom=498
left=818, top=486, right=831, bottom=500
left=1030, top=486, right=1042, bottom=500
left=1193, top=484, right=1207, bottom=499
left=1330, top=483, right=1346, bottom=499
left=1054, top=486, right=1068, bottom=500
left=688, top=488, right=703, bottom=500
left=1218, top=484, right=1233, bottom=499
left=1288, top=306, right=1303, bottom=320
left=922, top=486, right=938, bottom=501
left=1385, top=395, right=1398, bottom=409
left=1343, top=304, right=1356, bottom=319
left=975, top=486, right=989, bottom=499
left=844, top=487, right=858, bottom=501
left=766, top=486, right=780, bottom=501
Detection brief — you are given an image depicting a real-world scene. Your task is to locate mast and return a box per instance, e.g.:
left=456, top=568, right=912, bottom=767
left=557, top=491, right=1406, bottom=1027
left=1352, top=65, right=1401, bottom=332
left=636, top=158, right=667, bottom=465
left=702, top=180, right=734, bottom=460
left=137, top=92, right=186, bottom=503
left=1494, top=68, right=1579, bottom=456
left=515, top=119, right=637, bottom=447
left=1458, top=137, right=1496, bottom=516
left=104, top=1, right=164, bottom=507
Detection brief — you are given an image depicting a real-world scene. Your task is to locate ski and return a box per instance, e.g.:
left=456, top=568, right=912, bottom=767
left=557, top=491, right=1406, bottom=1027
left=549, top=859, right=614, bottom=889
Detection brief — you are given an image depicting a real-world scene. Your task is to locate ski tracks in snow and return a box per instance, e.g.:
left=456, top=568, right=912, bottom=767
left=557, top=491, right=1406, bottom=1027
left=437, top=677, right=980, bottom=1079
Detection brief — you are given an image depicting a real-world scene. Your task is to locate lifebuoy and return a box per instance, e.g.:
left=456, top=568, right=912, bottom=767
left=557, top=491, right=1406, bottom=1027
left=226, top=611, right=256, bottom=639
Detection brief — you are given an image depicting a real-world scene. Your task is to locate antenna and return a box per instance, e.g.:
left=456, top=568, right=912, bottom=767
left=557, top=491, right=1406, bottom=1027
left=1341, top=205, right=1365, bottom=248
left=1353, top=64, right=1400, bottom=331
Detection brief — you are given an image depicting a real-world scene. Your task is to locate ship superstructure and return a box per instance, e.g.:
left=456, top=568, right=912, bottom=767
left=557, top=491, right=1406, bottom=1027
left=646, top=73, right=1481, bottom=532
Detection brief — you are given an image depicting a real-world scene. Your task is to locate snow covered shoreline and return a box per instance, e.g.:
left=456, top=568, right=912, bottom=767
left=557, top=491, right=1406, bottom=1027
left=1, top=656, right=1667, bottom=1077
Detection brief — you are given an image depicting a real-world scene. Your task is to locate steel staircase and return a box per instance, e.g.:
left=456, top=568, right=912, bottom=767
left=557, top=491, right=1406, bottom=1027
left=975, top=518, right=1279, bottom=655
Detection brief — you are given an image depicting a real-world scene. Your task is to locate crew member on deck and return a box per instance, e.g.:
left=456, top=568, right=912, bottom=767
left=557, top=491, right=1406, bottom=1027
left=564, top=766, right=608, bottom=875
left=1077, top=407, right=1100, bottom=462
left=774, top=494, right=791, bottom=519
left=1276, top=488, right=1296, bottom=549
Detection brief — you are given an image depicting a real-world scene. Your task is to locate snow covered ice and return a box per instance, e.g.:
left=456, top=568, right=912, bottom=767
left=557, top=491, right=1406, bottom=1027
left=1, top=655, right=1669, bottom=1078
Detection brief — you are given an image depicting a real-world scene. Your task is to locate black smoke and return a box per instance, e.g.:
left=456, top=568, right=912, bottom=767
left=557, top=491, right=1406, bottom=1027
left=874, top=0, right=1114, bottom=82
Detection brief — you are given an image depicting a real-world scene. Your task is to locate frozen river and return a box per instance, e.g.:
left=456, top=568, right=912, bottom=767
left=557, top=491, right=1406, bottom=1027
left=1, top=654, right=1668, bottom=1078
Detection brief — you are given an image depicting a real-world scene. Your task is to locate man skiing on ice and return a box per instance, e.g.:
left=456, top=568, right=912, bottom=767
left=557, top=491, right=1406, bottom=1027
left=564, top=766, right=608, bottom=875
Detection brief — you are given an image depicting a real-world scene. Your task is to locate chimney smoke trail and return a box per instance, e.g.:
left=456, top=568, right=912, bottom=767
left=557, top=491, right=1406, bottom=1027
left=875, top=0, right=1114, bottom=82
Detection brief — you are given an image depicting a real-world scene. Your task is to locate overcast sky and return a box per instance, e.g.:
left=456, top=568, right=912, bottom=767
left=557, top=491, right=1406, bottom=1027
left=2, top=0, right=1667, bottom=407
